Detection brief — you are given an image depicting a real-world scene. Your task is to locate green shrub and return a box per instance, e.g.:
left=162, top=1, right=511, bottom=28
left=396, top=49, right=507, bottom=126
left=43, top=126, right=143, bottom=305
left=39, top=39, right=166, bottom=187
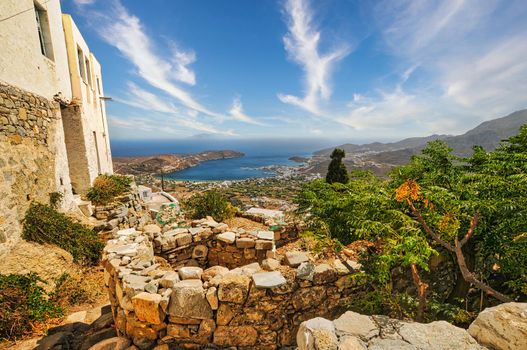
left=183, top=189, right=236, bottom=222
left=86, top=174, right=132, bottom=205
left=22, top=203, right=104, bottom=265
left=0, top=273, right=63, bottom=340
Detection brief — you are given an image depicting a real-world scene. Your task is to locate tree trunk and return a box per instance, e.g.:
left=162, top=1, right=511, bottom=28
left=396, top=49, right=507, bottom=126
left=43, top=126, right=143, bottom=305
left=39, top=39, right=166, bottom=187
left=411, top=264, right=428, bottom=322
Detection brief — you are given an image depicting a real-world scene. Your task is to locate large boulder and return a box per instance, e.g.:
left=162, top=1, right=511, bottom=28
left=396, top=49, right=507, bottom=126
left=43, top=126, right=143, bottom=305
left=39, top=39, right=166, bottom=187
left=398, top=320, right=483, bottom=350
left=468, top=302, right=527, bottom=350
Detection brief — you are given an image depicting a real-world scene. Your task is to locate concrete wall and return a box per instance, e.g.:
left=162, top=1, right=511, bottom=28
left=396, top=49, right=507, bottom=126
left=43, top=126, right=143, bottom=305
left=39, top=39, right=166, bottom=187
left=62, top=14, right=113, bottom=194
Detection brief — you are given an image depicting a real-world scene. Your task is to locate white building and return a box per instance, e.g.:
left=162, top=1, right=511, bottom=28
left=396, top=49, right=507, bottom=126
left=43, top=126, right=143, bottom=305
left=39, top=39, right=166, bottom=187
left=0, top=0, right=113, bottom=255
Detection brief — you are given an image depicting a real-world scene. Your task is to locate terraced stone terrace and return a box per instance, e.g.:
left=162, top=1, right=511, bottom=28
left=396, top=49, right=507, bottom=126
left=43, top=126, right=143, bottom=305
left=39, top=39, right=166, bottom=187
left=102, top=219, right=362, bottom=349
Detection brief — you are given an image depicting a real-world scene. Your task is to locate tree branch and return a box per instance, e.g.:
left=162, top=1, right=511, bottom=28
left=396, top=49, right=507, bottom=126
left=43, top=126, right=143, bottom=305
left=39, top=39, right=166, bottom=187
left=459, top=211, right=479, bottom=247
left=411, top=263, right=429, bottom=322
left=453, top=239, right=512, bottom=302
left=406, top=199, right=453, bottom=251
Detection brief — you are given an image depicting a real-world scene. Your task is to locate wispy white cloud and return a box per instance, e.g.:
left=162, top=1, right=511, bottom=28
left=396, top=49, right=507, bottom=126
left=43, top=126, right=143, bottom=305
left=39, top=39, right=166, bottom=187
left=117, top=82, right=179, bottom=114
left=371, top=0, right=527, bottom=127
left=229, top=97, right=266, bottom=126
left=73, top=0, right=96, bottom=5
left=95, top=1, right=224, bottom=119
left=278, top=0, right=350, bottom=115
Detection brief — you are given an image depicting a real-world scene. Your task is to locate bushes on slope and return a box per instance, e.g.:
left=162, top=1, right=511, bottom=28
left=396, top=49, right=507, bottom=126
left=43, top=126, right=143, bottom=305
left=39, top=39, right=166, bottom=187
left=86, top=174, right=132, bottom=205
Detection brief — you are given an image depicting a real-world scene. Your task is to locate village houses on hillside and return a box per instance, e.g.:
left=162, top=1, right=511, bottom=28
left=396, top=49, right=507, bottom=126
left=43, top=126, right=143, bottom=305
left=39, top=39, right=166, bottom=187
left=0, top=0, right=113, bottom=256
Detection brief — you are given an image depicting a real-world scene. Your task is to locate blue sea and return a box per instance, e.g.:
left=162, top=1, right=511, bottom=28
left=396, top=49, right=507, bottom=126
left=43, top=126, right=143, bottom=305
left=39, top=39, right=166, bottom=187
left=111, top=138, right=343, bottom=181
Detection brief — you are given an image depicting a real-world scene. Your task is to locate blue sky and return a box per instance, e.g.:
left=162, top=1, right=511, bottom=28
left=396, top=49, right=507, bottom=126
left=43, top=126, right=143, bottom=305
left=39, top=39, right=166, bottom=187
left=64, top=0, right=527, bottom=142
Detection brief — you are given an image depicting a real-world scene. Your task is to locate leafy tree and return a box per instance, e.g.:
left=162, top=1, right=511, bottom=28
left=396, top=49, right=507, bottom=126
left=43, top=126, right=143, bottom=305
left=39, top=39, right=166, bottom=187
left=326, top=148, right=350, bottom=184
left=183, top=189, right=236, bottom=222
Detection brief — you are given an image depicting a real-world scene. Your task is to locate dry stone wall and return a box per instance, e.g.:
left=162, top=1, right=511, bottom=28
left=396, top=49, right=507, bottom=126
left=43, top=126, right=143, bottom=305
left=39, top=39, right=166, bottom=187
left=103, top=221, right=361, bottom=349
left=0, top=82, right=63, bottom=256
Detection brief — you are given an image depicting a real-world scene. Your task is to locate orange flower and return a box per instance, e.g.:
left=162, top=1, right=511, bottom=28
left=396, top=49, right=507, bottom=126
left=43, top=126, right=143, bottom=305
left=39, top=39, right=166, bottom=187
left=396, top=180, right=421, bottom=202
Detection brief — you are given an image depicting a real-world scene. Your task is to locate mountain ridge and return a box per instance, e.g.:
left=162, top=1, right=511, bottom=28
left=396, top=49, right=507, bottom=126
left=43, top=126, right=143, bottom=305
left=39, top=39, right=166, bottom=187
left=308, top=109, right=527, bottom=176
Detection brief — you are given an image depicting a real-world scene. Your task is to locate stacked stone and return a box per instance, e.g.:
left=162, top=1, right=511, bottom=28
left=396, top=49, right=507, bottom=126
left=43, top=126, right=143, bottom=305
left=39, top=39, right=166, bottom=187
left=153, top=217, right=278, bottom=269
left=0, top=82, right=56, bottom=144
left=296, top=305, right=527, bottom=350
left=103, top=223, right=363, bottom=349
left=94, top=191, right=149, bottom=240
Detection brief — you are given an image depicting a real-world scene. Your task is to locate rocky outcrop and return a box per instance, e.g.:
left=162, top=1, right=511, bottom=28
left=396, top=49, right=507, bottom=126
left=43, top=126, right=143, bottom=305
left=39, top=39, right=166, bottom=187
left=298, top=304, right=527, bottom=350
left=468, top=302, right=527, bottom=350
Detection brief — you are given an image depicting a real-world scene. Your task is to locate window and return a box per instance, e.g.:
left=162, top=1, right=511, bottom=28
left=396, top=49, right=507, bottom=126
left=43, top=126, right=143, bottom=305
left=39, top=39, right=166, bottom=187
left=85, top=57, right=92, bottom=87
left=77, top=46, right=86, bottom=81
left=96, top=77, right=101, bottom=95
left=34, top=2, right=54, bottom=60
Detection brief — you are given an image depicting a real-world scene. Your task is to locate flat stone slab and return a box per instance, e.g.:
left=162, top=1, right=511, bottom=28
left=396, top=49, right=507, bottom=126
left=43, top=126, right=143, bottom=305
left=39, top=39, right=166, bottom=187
left=178, top=266, right=203, bottom=280
left=285, top=251, right=309, bottom=267
left=257, top=231, right=275, bottom=241
left=117, top=228, right=136, bottom=237
left=112, top=243, right=139, bottom=256
left=217, top=231, right=236, bottom=244
left=252, top=271, right=287, bottom=289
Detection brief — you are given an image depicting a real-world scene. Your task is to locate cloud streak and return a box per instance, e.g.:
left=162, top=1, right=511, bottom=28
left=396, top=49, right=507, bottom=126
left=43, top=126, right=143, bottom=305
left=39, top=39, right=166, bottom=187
left=95, top=1, right=224, bottom=119
left=278, top=0, right=350, bottom=115
left=229, top=97, right=266, bottom=126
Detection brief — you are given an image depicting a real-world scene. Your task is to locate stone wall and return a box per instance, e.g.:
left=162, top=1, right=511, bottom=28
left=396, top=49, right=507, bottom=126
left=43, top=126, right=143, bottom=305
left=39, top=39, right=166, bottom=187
left=102, top=224, right=361, bottom=349
left=0, top=82, right=72, bottom=256
left=154, top=219, right=278, bottom=269
left=93, top=189, right=152, bottom=239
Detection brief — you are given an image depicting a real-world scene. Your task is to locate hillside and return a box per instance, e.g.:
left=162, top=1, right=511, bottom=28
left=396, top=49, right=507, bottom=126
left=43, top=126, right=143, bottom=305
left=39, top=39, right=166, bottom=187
left=308, top=109, right=527, bottom=176
left=113, top=150, right=244, bottom=176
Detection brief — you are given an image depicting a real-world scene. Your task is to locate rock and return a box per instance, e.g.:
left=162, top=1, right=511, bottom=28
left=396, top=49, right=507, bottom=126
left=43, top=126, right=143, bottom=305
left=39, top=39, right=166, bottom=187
left=66, top=310, right=87, bottom=324
left=217, top=231, right=236, bottom=244
left=175, top=232, right=192, bottom=246
left=81, top=328, right=118, bottom=350
left=252, top=271, right=287, bottom=289
left=178, top=266, right=203, bottom=280
left=257, top=230, right=275, bottom=240
left=131, top=292, right=165, bottom=324
left=143, top=224, right=161, bottom=237
left=262, top=258, right=281, bottom=271
left=206, top=287, right=219, bottom=310
left=35, top=331, right=73, bottom=350
left=255, top=239, right=274, bottom=250
left=332, top=260, right=351, bottom=275
left=313, top=263, right=337, bottom=285
left=367, top=338, right=417, bottom=350
left=240, top=262, right=261, bottom=276
left=398, top=320, right=483, bottom=350
left=338, top=336, right=367, bottom=350
left=333, top=311, right=378, bottom=340
left=468, top=302, right=527, bottom=350
left=213, top=325, right=258, bottom=346
left=236, top=237, right=256, bottom=248
left=159, top=271, right=180, bottom=288
left=217, top=303, right=235, bottom=325
left=117, top=228, right=136, bottom=237
left=218, top=274, right=251, bottom=304
left=87, top=337, right=131, bottom=350
left=112, top=244, right=139, bottom=257
left=297, top=262, right=315, bottom=281
left=202, top=265, right=229, bottom=282
left=192, top=245, right=208, bottom=259
left=285, top=251, right=309, bottom=267
left=169, top=279, right=212, bottom=319
left=297, top=317, right=338, bottom=350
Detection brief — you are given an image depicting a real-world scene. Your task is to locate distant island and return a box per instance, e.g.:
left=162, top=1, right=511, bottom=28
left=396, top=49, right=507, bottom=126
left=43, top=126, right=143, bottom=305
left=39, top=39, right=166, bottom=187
left=113, top=150, right=244, bottom=176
